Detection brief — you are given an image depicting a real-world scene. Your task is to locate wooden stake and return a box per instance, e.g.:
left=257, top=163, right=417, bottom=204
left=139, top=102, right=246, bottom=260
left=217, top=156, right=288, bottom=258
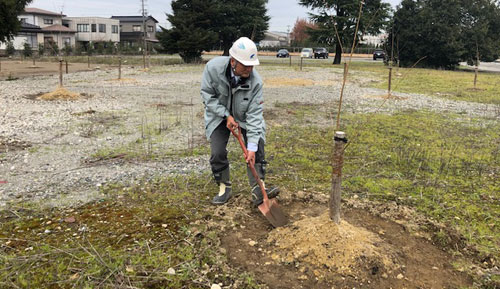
left=474, top=66, right=478, bottom=89
left=118, top=56, right=122, bottom=80
left=330, top=131, right=346, bottom=224
left=65, top=60, right=68, bottom=74
left=300, top=57, right=303, bottom=71
left=87, top=55, right=90, bottom=68
left=0, top=58, right=2, bottom=72
left=388, top=67, right=393, bottom=98
left=289, top=55, right=292, bottom=67
left=59, top=59, right=63, bottom=87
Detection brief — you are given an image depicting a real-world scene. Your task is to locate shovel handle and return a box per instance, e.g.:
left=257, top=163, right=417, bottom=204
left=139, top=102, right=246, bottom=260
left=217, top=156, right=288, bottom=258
left=230, top=127, right=269, bottom=202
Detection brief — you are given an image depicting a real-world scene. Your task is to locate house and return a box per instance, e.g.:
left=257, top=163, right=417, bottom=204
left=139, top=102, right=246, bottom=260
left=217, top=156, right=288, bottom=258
left=0, top=7, right=76, bottom=52
left=259, top=31, right=290, bottom=48
left=110, top=16, right=159, bottom=48
left=63, top=17, right=120, bottom=48
left=360, top=33, right=388, bottom=47
left=0, top=22, right=41, bottom=51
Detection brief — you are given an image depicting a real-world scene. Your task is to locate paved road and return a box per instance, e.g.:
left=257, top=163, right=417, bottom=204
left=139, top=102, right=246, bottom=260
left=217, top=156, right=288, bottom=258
left=460, top=61, right=500, bottom=73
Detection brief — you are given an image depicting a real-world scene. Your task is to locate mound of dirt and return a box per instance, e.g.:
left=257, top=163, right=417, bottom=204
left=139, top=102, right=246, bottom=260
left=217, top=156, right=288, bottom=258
left=38, top=87, right=80, bottom=101
left=268, top=212, right=397, bottom=276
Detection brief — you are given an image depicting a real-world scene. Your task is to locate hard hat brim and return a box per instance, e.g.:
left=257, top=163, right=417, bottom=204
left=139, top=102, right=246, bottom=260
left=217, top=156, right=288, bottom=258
left=229, top=47, right=260, bottom=66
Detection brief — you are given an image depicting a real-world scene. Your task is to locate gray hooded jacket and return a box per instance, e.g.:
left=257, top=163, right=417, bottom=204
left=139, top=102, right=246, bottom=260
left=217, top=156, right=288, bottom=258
left=201, top=56, right=266, bottom=146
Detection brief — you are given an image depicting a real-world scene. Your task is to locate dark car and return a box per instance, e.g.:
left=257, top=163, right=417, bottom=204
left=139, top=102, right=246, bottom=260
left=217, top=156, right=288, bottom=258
left=373, top=49, right=386, bottom=60
left=314, top=47, right=329, bottom=59
left=276, top=49, right=290, bottom=58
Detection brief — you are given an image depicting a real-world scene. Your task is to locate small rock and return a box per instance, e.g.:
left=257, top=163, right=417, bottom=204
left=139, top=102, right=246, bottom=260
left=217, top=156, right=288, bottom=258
left=210, top=285, right=221, bottom=289
left=381, top=273, right=388, bottom=279
left=64, top=216, right=76, bottom=223
left=432, top=266, right=439, bottom=270
left=248, top=240, right=257, bottom=247
left=167, top=268, right=175, bottom=275
left=396, top=273, right=404, bottom=279
left=161, top=224, right=168, bottom=228
left=44, top=229, right=51, bottom=234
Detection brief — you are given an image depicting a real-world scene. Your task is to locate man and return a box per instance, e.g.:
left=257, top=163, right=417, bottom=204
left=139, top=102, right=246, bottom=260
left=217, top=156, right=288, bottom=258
left=201, top=37, right=279, bottom=206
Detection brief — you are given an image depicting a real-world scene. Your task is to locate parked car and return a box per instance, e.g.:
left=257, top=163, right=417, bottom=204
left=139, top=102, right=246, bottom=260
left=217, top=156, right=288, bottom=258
left=301, top=47, right=313, bottom=58
left=314, top=47, right=329, bottom=59
left=373, top=49, right=386, bottom=60
left=276, top=49, right=290, bottom=58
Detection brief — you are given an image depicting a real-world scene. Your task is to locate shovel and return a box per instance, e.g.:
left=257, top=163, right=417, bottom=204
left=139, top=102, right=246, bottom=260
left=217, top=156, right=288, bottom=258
left=231, top=127, right=288, bottom=227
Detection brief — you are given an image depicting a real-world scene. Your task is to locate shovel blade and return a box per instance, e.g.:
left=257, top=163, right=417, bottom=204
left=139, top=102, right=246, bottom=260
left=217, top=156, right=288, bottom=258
left=258, top=198, right=288, bottom=227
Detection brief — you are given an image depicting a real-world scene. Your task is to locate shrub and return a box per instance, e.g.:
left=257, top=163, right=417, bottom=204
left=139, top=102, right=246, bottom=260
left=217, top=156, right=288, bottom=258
left=23, top=42, right=32, bottom=57
left=6, top=42, right=16, bottom=56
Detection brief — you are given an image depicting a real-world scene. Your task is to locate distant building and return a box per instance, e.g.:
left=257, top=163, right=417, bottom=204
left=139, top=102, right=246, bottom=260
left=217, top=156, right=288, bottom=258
left=259, top=31, right=290, bottom=48
left=360, top=33, right=388, bottom=47
left=63, top=17, right=120, bottom=47
left=0, top=7, right=76, bottom=52
left=110, top=16, right=159, bottom=48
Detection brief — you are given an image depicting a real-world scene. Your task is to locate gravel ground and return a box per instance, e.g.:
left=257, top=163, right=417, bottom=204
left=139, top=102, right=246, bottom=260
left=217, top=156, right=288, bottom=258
left=1, top=64, right=498, bottom=208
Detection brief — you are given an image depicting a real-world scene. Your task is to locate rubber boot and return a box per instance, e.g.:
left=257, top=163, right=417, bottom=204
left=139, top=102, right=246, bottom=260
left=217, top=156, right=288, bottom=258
left=212, top=168, right=232, bottom=205
left=247, top=163, right=280, bottom=207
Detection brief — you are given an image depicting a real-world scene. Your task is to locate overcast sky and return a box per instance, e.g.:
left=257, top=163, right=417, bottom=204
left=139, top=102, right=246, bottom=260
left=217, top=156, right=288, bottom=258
left=29, top=0, right=402, bottom=32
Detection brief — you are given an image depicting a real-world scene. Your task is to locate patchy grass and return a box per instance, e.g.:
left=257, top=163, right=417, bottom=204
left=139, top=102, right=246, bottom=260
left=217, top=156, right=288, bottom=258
left=1, top=101, right=498, bottom=288
left=262, top=58, right=500, bottom=105
left=333, top=62, right=500, bottom=105
left=0, top=175, right=259, bottom=289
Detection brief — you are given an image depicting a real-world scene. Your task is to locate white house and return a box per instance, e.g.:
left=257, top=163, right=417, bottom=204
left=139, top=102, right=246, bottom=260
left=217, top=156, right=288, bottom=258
left=63, top=17, right=120, bottom=46
left=259, top=31, right=290, bottom=48
left=0, top=7, right=76, bottom=51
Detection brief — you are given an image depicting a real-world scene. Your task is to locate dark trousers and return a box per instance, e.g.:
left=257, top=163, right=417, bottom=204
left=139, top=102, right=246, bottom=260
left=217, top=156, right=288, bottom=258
left=210, top=120, right=266, bottom=184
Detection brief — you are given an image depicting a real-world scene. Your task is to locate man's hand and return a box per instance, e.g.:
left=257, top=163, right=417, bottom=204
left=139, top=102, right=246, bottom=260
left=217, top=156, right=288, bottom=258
left=226, top=115, right=239, bottom=131
left=245, top=150, right=256, bottom=166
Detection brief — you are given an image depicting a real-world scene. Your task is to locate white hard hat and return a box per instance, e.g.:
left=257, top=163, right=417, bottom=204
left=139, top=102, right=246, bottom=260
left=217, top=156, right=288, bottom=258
left=229, top=37, right=260, bottom=66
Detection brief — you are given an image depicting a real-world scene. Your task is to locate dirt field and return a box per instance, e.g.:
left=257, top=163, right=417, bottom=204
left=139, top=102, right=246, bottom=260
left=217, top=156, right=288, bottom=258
left=1, top=60, right=497, bottom=288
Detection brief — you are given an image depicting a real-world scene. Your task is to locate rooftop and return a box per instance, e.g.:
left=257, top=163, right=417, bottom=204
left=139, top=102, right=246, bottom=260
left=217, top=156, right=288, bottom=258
left=111, top=15, right=158, bottom=23
left=24, top=7, right=65, bottom=17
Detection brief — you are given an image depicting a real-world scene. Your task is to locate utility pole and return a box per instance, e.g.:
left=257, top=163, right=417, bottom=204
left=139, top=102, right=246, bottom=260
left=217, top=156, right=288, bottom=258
left=141, top=0, right=147, bottom=69
left=287, top=25, right=291, bottom=46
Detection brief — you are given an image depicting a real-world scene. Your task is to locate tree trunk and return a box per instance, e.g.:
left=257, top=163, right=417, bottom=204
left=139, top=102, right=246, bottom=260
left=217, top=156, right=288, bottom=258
left=223, top=46, right=230, bottom=56
left=333, top=42, right=342, bottom=64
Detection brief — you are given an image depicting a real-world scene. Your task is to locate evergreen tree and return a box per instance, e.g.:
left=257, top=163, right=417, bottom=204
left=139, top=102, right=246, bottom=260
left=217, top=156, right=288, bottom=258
left=388, top=0, right=500, bottom=69
left=299, top=0, right=391, bottom=64
left=0, top=0, right=33, bottom=43
left=461, top=0, right=500, bottom=65
left=158, top=0, right=219, bottom=63
left=214, top=0, right=270, bottom=56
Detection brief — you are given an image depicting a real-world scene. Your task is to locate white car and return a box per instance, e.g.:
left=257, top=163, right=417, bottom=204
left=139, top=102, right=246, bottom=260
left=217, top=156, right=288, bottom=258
left=301, top=48, right=313, bottom=58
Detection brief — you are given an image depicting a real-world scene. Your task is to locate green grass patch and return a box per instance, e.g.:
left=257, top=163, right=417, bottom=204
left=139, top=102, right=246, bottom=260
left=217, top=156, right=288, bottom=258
left=336, top=62, right=500, bottom=105
left=266, top=105, right=499, bottom=262
left=0, top=175, right=258, bottom=288
left=261, top=58, right=500, bottom=105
